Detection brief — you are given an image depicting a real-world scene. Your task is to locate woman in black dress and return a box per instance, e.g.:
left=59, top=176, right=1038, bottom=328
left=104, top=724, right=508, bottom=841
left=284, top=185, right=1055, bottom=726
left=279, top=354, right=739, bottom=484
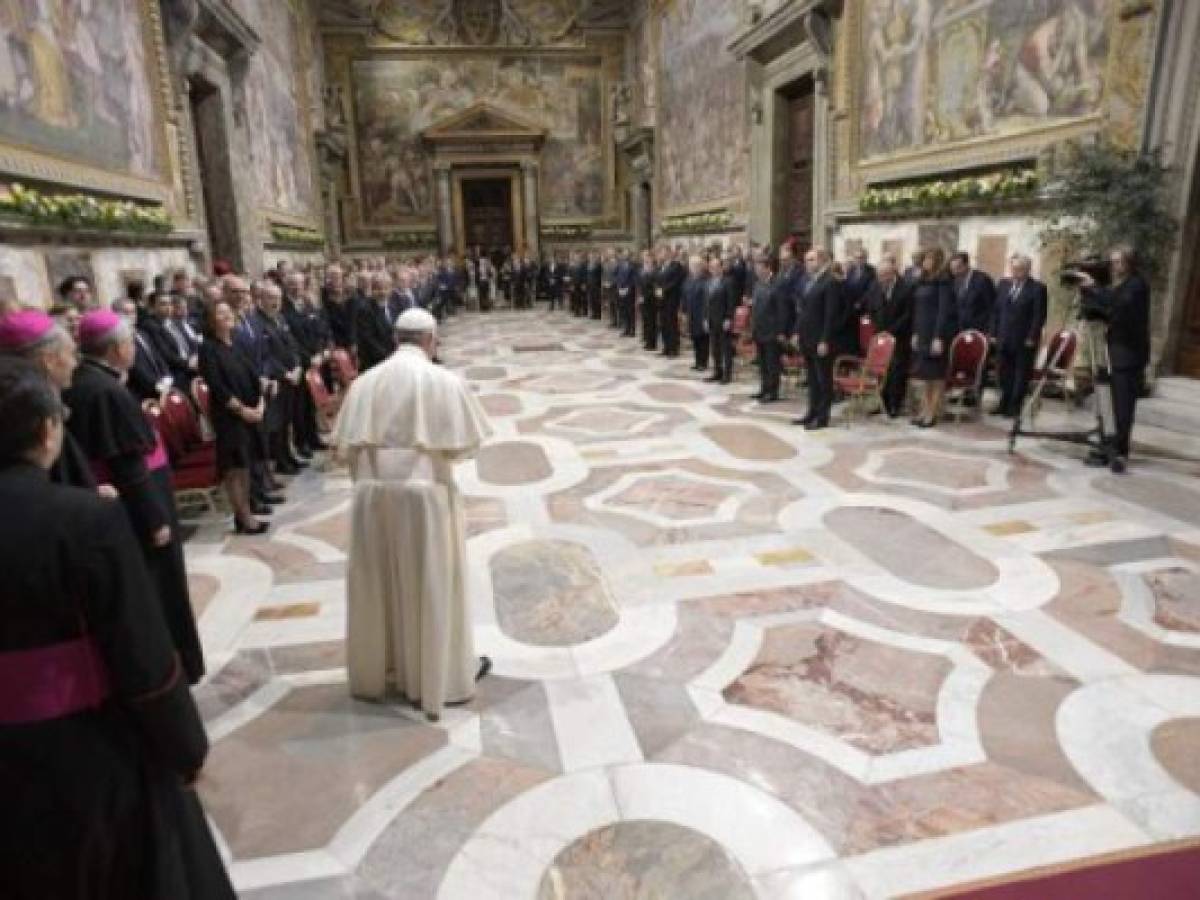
left=199, top=299, right=267, bottom=534
left=909, top=247, right=955, bottom=428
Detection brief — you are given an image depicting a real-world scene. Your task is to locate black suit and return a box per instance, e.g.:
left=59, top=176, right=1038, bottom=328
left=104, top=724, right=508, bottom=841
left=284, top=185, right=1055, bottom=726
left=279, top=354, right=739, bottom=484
left=794, top=270, right=843, bottom=425
left=355, top=299, right=394, bottom=372
left=144, top=317, right=193, bottom=391
left=640, top=264, right=659, bottom=349
left=657, top=260, right=686, bottom=355
left=954, top=269, right=997, bottom=335
left=615, top=260, right=637, bottom=336
left=128, top=328, right=170, bottom=401
left=254, top=310, right=301, bottom=466
left=587, top=261, right=603, bottom=319
left=1086, top=274, right=1150, bottom=457
left=571, top=262, right=588, bottom=316
left=866, top=278, right=914, bottom=416
left=840, top=263, right=877, bottom=355
left=705, top=276, right=737, bottom=381
left=751, top=276, right=789, bottom=400
left=992, top=277, right=1048, bottom=416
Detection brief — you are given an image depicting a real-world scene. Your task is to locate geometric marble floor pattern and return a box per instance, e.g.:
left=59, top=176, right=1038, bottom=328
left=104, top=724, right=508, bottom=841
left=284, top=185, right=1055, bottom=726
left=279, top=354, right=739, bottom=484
left=185, top=310, right=1200, bottom=899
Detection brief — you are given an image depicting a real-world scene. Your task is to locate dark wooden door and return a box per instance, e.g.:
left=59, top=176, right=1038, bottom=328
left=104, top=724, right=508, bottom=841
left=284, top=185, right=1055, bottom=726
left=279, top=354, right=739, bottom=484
left=787, top=90, right=815, bottom=248
left=1177, top=261, right=1200, bottom=377
left=462, top=178, right=513, bottom=253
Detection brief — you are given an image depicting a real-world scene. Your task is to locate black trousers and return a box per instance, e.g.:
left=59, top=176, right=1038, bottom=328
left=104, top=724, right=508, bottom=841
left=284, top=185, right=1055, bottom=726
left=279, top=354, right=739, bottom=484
left=756, top=339, right=782, bottom=398
left=692, top=333, right=710, bottom=369
left=573, top=288, right=586, bottom=316
left=589, top=288, right=602, bottom=319
left=660, top=297, right=681, bottom=355
left=883, top=346, right=911, bottom=417
left=619, top=291, right=636, bottom=335
left=801, top=343, right=834, bottom=423
left=642, top=299, right=659, bottom=349
left=291, top=375, right=319, bottom=450
left=1110, top=367, right=1142, bottom=458
left=998, top=346, right=1036, bottom=416
left=709, top=326, right=734, bottom=381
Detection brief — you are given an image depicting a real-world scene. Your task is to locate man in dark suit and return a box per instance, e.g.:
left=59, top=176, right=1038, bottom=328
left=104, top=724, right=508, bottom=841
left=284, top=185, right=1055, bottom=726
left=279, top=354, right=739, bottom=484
left=255, top=282, right=306, bottom=475
left=571, top=250, right=589, bottom=317
left=704, top=254, right=737, bottom=384
left=656, top=246, right=686, bottom=357
left=991, top=254, right=1048, bottom=418
left=750, top=253, right=788, bottom=402
left=729, top=246, right=749, bottom=305
left=615, top=249, right=637, bottom=337
left=948, top=252, right=997, bottom=335
left=322, top=265, right=355, bottom=351
left=1078, top=246, right=1150, bottom=472
left=792, top=247, right=843, bottom=429
left=587, top=251, right=603, bottom=320
left=144, top=291, right=196, bottom=392
left=115, top=297, right=172, bottom=402
left=864, top=254, right=913, bottom=417
left=639, top=250, right=659, bottom=350
left=355, top=273, right=396, bottom=372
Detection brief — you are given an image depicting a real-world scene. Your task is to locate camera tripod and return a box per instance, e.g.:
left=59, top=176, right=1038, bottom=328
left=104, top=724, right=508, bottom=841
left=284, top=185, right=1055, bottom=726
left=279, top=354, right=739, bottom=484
left=1007, top=312, right=1119, bottom=471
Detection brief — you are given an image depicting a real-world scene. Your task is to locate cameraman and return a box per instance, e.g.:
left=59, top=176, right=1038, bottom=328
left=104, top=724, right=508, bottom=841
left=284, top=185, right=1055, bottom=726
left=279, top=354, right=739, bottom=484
left=1075, top=246, right=1150, bottom=473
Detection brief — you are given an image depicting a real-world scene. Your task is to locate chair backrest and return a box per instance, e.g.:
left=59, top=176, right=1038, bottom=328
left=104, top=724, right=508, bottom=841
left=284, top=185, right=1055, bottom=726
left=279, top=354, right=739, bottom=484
left=161, top=389, right=203, bottom=448
left=946, top=329, right=989, bottom=386
left=1042, top=329, right=1078, bottom=373
left=191, top=377, right=211, bottom=420
left=858, top=316, right=877, bottom=355
left=731, top=304, right=751, bottom=335
left=306, top=366, right=334, bottom=412
left=143, top=402, right=184, bottom=461
left=331, top=349, right=358, bottom=386
left=864, top=332, right=896, bottom=377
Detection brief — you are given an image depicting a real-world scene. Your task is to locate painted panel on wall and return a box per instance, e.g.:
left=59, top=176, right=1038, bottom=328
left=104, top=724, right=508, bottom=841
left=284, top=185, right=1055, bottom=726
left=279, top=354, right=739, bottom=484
left=234, top=0, right=317, bottom=219
left=658, top=0, right=746, bottom=214
left=352, top=55, right=606, bottom=226
left=373, top=0, right=583, bottom=46
left=860, top=0, right=1111, bottom=162
left=0, top=0, right=160, bottom=180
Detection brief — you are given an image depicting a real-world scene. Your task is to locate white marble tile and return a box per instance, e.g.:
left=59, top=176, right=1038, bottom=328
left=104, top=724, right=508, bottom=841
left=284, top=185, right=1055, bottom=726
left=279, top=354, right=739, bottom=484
left=544, top=674, right=644, bottom=772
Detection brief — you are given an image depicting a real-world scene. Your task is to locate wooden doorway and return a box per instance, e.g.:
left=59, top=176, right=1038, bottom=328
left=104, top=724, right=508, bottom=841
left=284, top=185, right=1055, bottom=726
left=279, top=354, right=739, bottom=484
left=1177, top=260, right=1200, bottom=376
left=188, top=77, right=242, bottom=269
left=460, top=177, right=515, bottom=255
left=784, top=78, right=815, bottom=249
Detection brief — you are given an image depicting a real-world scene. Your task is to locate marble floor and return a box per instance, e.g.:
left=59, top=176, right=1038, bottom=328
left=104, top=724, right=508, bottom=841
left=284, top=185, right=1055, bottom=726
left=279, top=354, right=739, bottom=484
left=186, top=310, right=1200, bottom=899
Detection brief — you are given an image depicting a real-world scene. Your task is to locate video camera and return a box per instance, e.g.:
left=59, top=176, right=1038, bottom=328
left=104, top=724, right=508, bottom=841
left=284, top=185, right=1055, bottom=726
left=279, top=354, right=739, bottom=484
left=1059, top=257, right=1112, bottom=289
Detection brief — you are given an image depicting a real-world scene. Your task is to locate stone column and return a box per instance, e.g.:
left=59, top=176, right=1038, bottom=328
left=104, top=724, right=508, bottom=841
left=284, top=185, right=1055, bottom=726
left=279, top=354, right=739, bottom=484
left=521, top=161, right=540, bottom=256
left=434, top=164, right=454, bottom=255
left=813, top=67, right=832, bottom=249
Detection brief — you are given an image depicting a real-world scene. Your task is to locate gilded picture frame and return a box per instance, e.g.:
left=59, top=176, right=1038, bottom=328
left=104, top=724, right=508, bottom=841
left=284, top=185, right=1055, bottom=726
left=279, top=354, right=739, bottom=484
left=0, top=0, right=174, bottom=205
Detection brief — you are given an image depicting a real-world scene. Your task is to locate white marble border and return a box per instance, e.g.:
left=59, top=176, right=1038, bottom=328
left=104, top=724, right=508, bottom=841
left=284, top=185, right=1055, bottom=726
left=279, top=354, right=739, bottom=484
left=1111, top=558, right=1200, bottom=649
left=855, top=445, right=1011, bottom=497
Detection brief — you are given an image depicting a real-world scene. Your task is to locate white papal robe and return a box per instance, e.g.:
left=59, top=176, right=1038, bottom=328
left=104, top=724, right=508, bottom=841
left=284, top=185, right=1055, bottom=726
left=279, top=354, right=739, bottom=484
left=332, top=345, right=492, bottom=717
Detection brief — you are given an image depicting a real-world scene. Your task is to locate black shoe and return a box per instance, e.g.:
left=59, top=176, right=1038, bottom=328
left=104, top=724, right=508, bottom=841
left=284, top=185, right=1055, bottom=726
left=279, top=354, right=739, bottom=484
left=703, top=375, right=721, bottom=383
left=1111, top=455, right=1128, bottom=474
left=792, top=416, right=814, bottom=426
left=805, top=420, right=829, bottom=431
left=720, top=377, right=732, bottom=385
left=475, top=656, right=493, bottom=683
left=234, top=520, right=269, bottom=536
left=296, top=448, right=314, bottom=460
left=760, top=395, right=780, bottom=404
left=750, top=392, right=765, bottom=401
left=262, top=493, right=285, bottom=505
left=287, top=457, right=309, bottom=470
left=250, top=502, right=273, bottom=516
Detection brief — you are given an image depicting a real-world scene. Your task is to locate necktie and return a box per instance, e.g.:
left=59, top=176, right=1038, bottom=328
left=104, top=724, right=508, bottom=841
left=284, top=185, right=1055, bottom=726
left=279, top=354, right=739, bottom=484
left=1011, top=282, right=1022, bottom=301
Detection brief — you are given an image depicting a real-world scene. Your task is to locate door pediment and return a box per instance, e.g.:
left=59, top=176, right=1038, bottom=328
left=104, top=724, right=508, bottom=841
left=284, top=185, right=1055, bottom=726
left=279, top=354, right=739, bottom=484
left=421, top=102, right=547, bottom=149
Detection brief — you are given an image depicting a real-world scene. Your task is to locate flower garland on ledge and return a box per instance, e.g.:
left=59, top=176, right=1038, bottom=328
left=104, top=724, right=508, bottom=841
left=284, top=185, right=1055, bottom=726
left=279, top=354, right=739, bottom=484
left=858, top=169, right=1040, bottom=215
left=541, top=224, right=592, bottom=240
left=661, top=209, right=734, bottom=236
left=270, top=223, right=325, bottom=248
left=0, top=183, right=171, bottom=234
left=381, top=231, right=437, bottom=250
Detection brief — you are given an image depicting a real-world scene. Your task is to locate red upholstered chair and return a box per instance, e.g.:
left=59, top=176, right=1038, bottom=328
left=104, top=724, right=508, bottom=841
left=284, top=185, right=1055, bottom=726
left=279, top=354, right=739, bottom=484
left=857, top=316, right=877, bottom=356
left=160, top=389, right=216, bottom=466
left=730, top=304, right=755, bottom=380
left=834, top=332, right=896, bottom=424
left=944, top=329, right=989, bottom=421
left=306, top=366, right=340, bottom=427
left=1029, top=329, right=1080, bottom=413
left=331, top=349, right=358, bottom=388
left=191, top=377, right=211, bottom=423
left=143, top=403, right=220, bottom=515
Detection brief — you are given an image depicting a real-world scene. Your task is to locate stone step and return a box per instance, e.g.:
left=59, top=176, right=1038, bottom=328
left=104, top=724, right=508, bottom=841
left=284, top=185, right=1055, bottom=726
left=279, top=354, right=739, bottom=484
left=1139, top=397, right=1200, bottom=436
left=1153, top=376, right=1200, bottom=405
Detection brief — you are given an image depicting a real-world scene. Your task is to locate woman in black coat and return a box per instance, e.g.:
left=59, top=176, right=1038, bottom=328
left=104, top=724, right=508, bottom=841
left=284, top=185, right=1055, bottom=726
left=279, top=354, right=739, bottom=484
left=908, top=247, right=955, bottom=427
left=198, top=299, right=267, bottom=534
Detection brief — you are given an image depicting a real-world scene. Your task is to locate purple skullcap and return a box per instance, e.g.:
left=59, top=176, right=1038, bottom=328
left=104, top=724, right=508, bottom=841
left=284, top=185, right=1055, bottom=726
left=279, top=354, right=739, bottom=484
left=0, top=309, right=58, bottom=354
left=78, top=310, right=128, bottom=355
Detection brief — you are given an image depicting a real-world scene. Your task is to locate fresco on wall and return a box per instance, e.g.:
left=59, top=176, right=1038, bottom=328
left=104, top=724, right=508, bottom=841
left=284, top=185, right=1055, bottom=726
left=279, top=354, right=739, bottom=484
left=237, top=0, right=316, bottom=217
left=373, top=0, right=583, bottom=46
left=352, top=56, right=606, bottom=225
left=658, top=0, right=746, bottom=213
left=860, top=0, right=1112, bottom=160
left=630, top=11, right=657, bottom=126
left=0, top=0, right=159, bottom=180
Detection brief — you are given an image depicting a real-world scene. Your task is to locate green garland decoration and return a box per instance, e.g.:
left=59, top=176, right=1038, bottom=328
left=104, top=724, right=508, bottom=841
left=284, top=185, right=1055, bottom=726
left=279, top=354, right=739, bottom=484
left=0, top=182, right=171, bottom=234
left=661, top=209, right=734, bottom=236
left=541, top=224, right=592, bottom=240
left=859, top=169, right=1040, bottom=214
left=270, top=223, right=325, bottom=248
left=381, top=230, right=438, bottom=250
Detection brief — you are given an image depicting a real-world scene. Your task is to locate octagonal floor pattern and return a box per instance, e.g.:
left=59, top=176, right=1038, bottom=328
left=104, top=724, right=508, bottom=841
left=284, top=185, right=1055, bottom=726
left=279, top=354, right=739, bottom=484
left=186, top=310, right=1200, bottom=899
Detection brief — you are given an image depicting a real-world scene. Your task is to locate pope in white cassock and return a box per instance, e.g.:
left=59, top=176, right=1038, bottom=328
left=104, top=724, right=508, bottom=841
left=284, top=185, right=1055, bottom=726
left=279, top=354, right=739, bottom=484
left=332, top=307, right=493, bottom=720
